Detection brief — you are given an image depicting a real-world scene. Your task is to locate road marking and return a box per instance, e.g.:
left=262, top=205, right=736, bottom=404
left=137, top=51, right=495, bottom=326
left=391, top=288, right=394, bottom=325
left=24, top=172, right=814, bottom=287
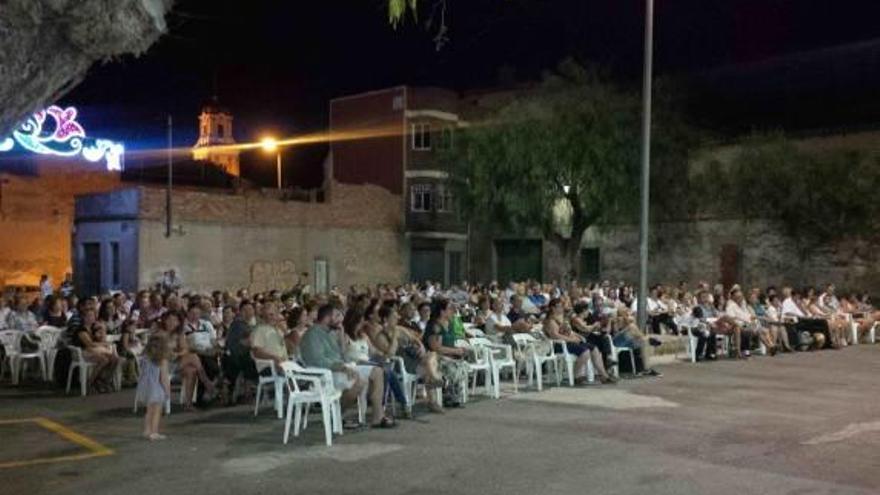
left=0, top=417, right=114, bottom=469
left=803, top=420, right=880, bottom=445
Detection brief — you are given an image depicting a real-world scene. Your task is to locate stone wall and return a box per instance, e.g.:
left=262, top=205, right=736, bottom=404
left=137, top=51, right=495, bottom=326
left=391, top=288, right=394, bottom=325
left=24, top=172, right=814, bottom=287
left=132, top=182, right=405, bottom=292
left=0, top=159, right=121, bottom=286
left=582, top=219, right=880, bottom=293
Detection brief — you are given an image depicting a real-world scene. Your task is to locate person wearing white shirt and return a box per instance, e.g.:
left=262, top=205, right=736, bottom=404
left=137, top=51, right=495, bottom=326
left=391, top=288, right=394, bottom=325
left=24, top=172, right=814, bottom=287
left=780, top=287, right=806, bottom=319
left=183, top=303, right=219, bottom=401
left=726, top=288, right=776, bottom=356
left=647, top=286, right=679, bottom=335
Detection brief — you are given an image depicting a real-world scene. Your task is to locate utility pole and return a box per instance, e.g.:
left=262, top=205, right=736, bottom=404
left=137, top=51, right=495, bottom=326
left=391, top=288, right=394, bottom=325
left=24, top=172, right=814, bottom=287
left=637, top=0, right=654, bottom=332
left=166, top=114, right=173, bottom=238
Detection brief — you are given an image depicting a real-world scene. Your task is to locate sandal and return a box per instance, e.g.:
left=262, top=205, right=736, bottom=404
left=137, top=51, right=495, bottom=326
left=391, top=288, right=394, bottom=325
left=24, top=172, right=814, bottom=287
left=371, top=416, right=397, bottom=429
left=342, top=418, right=361, bottom=430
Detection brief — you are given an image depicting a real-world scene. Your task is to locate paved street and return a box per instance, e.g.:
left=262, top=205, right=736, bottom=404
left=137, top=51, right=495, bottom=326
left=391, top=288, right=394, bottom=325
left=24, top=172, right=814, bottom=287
left=2, top=347, right=880, bottom=495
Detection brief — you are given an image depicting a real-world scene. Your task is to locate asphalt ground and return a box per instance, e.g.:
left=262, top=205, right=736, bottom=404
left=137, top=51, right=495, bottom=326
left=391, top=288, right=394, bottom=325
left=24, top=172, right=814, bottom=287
left=2, top=345, right=880, bottom=495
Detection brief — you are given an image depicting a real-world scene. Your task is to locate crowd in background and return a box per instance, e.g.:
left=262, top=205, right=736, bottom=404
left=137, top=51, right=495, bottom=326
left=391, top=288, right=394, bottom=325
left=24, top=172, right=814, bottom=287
left=2, top=275, right=879, bottom=431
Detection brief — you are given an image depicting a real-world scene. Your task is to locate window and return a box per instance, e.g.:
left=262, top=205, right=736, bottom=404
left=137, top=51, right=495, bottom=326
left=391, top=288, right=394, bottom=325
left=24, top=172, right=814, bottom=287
left=110, top=242, right=120, bottom=289
left=392, top=95, right=404, bottom=110
left=448, top=251, right=462, bottom=285
left=435, top=184, right=453, bottom=212
left=410, top=184, right=433, bottom=212
left=217, top=123, right=225, bottom=138
left=411, top=123, right=431, bottom=150
left=437, top=126, right=454, bottom=150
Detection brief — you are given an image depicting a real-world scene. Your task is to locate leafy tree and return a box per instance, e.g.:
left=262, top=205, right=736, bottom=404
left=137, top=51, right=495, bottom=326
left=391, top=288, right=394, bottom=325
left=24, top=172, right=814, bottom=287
left=690, top=133, right=880, bottom=249
left=447, top=60, right=695, bottom=280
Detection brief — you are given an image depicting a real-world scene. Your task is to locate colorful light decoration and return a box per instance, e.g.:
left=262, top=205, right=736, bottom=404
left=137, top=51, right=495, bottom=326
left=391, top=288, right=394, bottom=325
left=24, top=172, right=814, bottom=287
left=0, top=105, right=124, bottom=171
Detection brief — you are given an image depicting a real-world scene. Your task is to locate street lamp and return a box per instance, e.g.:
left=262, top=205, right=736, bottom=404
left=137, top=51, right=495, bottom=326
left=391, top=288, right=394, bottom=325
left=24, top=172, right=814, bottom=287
left=261, top=136, right=282, bottom=189
left=636, top=0, right=655, bottom=332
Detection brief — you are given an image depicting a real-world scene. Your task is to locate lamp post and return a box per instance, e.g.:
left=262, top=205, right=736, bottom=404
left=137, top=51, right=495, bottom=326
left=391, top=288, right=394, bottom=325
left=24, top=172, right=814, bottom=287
left=261, top=137, right=281, bottom=189
left=636, top=0, right=654, bottom=332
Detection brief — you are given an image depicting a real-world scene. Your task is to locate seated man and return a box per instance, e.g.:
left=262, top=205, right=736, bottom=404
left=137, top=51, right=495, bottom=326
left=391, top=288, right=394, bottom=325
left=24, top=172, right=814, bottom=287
left=781, top=287, right=831, bottom=350
left=725, top=287, right=775, bottom=356
left=183, top=303, right=220, bottom=401
left=487, top=297, right=530, bottom=337
left=693, top=290, right=743, bottom=360
left=300, top=304, right=394, bottom=428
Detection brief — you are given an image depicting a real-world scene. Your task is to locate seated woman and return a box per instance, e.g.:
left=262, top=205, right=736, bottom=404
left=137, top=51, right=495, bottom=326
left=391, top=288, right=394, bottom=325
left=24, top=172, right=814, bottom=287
left=42, top=295, right=68, bottom=328
left=840, top=294, right=874, bottom=343
left=98, top=299, right=122, bottom=335
left=570, top=301, right=613, bottom=369
left=543, top=298, right=615, bottom=384
left=160, top=311, right=214, bottom=411
left=422, top=299, right=470, bottom=407
left=761, top=294, right=794, bottom=352
left=75, top=320, right=120, bottom=393
left=608, top=307, right=661, bottom=376
left=371, top=305, right=443, bottom=415
left=804, top=288, right=845, bottom=348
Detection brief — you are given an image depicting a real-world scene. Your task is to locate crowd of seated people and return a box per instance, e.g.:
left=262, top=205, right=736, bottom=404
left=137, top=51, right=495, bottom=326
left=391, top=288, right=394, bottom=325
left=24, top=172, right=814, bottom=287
left=1, top=277, right=879, bottom=430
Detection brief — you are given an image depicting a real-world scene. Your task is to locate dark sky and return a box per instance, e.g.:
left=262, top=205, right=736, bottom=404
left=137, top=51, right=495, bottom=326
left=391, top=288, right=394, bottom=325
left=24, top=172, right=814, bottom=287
left=62, top=0, right=880, bottom=150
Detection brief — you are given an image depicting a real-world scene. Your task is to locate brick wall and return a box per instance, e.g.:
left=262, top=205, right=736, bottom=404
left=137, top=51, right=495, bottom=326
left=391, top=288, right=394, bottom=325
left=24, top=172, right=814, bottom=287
left=0, top=159, right=121, bottom=286
left=131, top=182, right=406, bottom=292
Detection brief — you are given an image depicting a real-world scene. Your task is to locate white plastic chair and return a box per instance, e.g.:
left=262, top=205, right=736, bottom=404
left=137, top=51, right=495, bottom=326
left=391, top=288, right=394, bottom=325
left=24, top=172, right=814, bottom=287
left=456, top=339, right=492, bottom=398
left=0, top=330, right=21, bottom=382
left=281, top=361, right=342, bottom=446
left=511, top=334, right=559, bottom=391
left=390, top=356, right=441, bottom=410
left=680, top=324, right=700, bottom=363
left=550, top=338, right=593, bottom=386
left=254, top=357, right=286, bottom=419
left=10, top=331, right=47, bottom=384
left=607, top=334, right=636, bottom=377
left=470, top=337, right=517, bottom=398
left=35, top=326, right=64, bottom=380
left=66, top=346, right=95, bottom=396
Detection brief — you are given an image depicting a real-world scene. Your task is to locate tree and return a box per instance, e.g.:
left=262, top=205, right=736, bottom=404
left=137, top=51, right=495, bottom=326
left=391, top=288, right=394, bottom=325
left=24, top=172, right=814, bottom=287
left=691, top=133, right=880, bottom=249
left=0, top=0, right=172, bottom=135
left=448, top=60, right=694, bottom=280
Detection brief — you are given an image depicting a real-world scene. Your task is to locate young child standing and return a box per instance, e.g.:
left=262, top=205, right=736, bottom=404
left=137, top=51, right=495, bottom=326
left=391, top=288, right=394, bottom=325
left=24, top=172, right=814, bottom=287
left=136, top=333, right=171, bottom=441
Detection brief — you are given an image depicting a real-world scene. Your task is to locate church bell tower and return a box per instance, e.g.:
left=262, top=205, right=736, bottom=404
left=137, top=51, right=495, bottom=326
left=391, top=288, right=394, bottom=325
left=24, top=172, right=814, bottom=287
left=192, top=98, right=240, bottom=177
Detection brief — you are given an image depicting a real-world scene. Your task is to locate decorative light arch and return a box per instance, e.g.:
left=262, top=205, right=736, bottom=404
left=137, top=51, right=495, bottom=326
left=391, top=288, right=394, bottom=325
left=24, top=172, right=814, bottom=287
left=0, top=105, right=124, bottom=171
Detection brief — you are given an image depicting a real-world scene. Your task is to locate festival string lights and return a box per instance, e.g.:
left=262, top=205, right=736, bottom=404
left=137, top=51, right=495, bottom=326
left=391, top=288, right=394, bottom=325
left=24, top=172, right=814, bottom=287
left=0, top=106, right=125, bottom=171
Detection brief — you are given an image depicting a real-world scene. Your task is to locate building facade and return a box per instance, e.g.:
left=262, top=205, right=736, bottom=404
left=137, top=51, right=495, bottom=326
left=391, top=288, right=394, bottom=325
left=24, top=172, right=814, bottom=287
left=330, top=86, right=467, bottom=286
left=73, top=183, right=405, bottom=295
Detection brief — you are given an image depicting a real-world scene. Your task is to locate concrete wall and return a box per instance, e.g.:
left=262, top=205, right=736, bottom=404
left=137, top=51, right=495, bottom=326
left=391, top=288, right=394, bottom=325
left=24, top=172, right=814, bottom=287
left=582, top=219, right=880, bottom=293
left=131, top=182, right=405, bottom=292
left=138, top=221, right=405, bottom=293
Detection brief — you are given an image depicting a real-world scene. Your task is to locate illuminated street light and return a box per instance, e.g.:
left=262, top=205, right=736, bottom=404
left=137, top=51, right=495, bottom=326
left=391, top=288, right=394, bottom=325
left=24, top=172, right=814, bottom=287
left=261, top=136, right=282, bottom=189
left=261, top=136, right=278, bottom=152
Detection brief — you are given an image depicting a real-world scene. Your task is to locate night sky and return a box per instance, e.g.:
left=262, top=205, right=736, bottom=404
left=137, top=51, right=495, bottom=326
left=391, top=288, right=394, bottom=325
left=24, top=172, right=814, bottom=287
left=62, top=0, right=880, bottom=150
